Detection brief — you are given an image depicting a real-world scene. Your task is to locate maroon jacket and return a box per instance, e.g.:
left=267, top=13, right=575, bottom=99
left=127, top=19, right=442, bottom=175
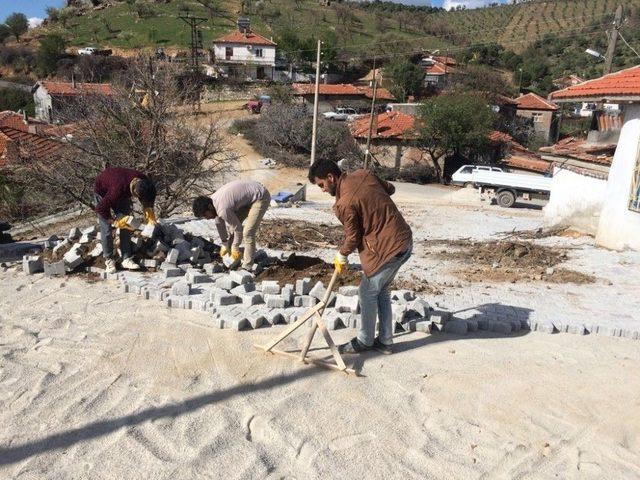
left=94, top=168, right=149, bottom=220
left=334, top=169, right=412, bottom=277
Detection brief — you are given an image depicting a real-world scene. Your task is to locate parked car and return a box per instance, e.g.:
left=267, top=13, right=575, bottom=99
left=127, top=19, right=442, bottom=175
left=323, top=107, right=357, bottom=121
left=77, top=46, right=112, bottom=56
left=451, top=165, right=504, bottom=187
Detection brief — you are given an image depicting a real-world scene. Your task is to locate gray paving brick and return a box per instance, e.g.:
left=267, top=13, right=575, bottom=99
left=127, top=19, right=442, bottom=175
left=296, top=277, right=312, bottom=295
left=185, top=269, right=212, bottom=284
left=489, top=321, right=511, bottom=334
left=265, top=294, right=286, bottom=308
left=211, top=291, right=240, bottom=306
left=167, top=248, right=180, bottom=264
left=215, top=276, right=237, bottom=290
left=338, top=285, right=359, bottom=297
left=309, top=281, right=326, bottom=300
left=293, top=295, right=317, bottom=307
left=261, top=280, right=280, bottom=295
left=230, top=269, right=253, bottom=285
left=230, top=283, right=256, bottom=295
left=22, top=255, right=43, bottom=274
left=240, top=291, right=263, bottom=306
left=335, top=294, right=359, bottom=313
left=171, top=281, right=191, bottom=296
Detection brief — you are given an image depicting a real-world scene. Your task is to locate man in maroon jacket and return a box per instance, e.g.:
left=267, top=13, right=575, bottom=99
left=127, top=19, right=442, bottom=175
left=94, top=167, right=157, bottom=273
left=309, top=160, right=413, bottom=355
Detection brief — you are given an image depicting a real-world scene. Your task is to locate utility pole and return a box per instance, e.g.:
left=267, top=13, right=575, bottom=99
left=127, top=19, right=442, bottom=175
left=364, top=57, right=378, bottom=170
left=178, top=14, right=207, bottom=73
left=310, top=40, right=322, bottom=166
left=603, top=5, right=623, bottom=75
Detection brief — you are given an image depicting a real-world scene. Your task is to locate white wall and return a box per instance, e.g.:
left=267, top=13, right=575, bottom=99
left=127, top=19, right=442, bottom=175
left=543, top=167, right=608, bottom=234
left=213, top=43, right=275, bottom=65
left=33, top=86, right=52, bottom=122
left=596, top=104, right=640, bottom=250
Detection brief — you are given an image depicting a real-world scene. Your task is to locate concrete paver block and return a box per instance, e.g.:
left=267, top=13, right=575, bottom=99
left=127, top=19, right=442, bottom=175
left=335, top=294, right=359, bottom=313
left=141, top=223, right=157, bottom=238
left=68, top=227, right=81, bottom=240
left=185, top=269, right=212, bottom=284
left=63, top=247, right=84, bottom=270
left=338, top=285, right=359, bottom=297
left=204, top=263, right=224, bottom=275
left=142, top=259, right=161, bottom=269
left=230, top=269, right=253, bottom=285
left=430, top=311, right=451, bottom=325
left=489, top=321, right=511, bottom=334
left=52, top=239, right=70, bottom=255
left=211, top=291, right=239, bottom=306
left=309, top=281, right=325, bottom=300
left=265, top=294, right=286, bottom=308
left=293, top=295, right=317, bottom=308
left=261, top=280, right=280, bottom=295
left=296, top=277, right=312, bottom=296
left=22, top=255, right=43, bottom=274
left=215, top=276, right=237, bottom=290
left=443, top=319, right=468, bottom=335
left=171, top=281, right=191, bottom=296
left=240, top=291, right=263, bottom=306
left=230, top=283, right=256, bottom=295
left=167, top=248, right=180, bottom=264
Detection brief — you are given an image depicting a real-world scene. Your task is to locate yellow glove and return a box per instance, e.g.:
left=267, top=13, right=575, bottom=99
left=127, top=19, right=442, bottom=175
left=334, top=252, right=348, bottom=275
left=144, top=207, right=157, bottom=225
left=230, top=248, right=242, bottom=261
left=219, top=245, right=229, bottom=258
left=113, top=215, right=135, bottom=231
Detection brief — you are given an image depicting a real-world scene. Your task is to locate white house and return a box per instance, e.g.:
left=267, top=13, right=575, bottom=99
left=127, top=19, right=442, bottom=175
left=32, top=80, right=113, bottom=123
left=548, top=65, right=640, bottom=250
left=212, top=29, right=276, bottom=81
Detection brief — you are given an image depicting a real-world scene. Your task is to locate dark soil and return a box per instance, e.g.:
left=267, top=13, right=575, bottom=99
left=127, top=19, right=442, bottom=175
left=258, top=220, right=344, bottom=251
left=424, top=239, right=595, bottom=284
left=256, top=254, right=360, bottom=286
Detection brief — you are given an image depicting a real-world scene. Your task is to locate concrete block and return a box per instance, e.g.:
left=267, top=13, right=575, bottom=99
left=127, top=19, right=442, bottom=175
left=162, top=266, right=183, bottom=278
left=406, top=298, right=430, bottom=318
left=265, top=294, right=286, bottom=308
left=154, top=240, right=170, bottom=253
left=338, top=285, right=359, bottom=297
left=78, top=233, right=93, bottom=244
left=296, top=277, right=312, bottom=296
left=261, top=280, right=281, bottom=295
left=52, top=239, right=70, bottom=255
left=567, top=324, right=587, bottom=335
left=230, top=269, right=253, bottom=285
left=211, top=291, right=239, bottom=306
left=267, top=309, right=287, bottom=325
left=391, top=289, right=416, bottom=303
left=204, top=262, right=224, bottom=275
left=142, top=258, right=161, bottom=269
left=536, top=322, right=556, bottom=334
left=177, top=263, right=192, bottom=272
left=430, top=311, right=451, bottom=325
left=227, top=317, right=250, bottom=331
left=141, top=223, right=157, bottom=239
left=415, top=320, right=432, bottom=333
left=443, top=319, right=468, bottom=335
left=89, top=243, right=103, bottom=257
left=392, top=303, right=407, bottom=323
left=293, top=295, right=317, bottom=308
left=167, top=248, right=180, bottom=264
left=230, top=283, right=256, bottom=295
left=63, top=247, right=84, bottom=270
left=171, top=281, right=191, bottom=296
left=127, top=217, right=142, bottom=230
left=324, top=311, right=346, bottom=330
left=81, top=225, right=97, bottom=236
left=215, top=276, right=237, bottom=290
left=68, top=227, right=81, bottom=240
left=240, top=291, right=263, bottom=306
left=185, top=269, right=212, bottom=284
left=335, top=294, right=359, bottom=313
left=281, top=284, right=294, bottom=304
left=309, top=281, right=326, bottom=301
left=596, top=326, right=621, bottom=337
left=22, top=255, right=43, bottom=274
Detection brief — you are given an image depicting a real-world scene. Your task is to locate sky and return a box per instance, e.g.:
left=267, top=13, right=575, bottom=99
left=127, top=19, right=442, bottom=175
left=0, top=0, right=508, bottom=24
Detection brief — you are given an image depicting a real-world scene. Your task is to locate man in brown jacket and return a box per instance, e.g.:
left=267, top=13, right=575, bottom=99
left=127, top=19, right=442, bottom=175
left=308, top=160, right=413, bottom=355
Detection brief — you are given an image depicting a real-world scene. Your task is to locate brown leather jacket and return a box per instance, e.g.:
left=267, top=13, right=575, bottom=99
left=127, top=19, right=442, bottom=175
left=333, top=169, right=412, bottom=277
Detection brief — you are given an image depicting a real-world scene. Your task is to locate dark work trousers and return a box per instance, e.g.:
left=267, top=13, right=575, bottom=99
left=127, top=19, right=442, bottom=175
left=95, top=194, right=133, bottom=260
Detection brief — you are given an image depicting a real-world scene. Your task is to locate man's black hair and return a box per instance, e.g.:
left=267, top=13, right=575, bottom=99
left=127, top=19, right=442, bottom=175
left=135, top=177, right=157, bottom=207
left=308, top=160, right=342, bottom=184
left=192, top=195, right=215, bottom=218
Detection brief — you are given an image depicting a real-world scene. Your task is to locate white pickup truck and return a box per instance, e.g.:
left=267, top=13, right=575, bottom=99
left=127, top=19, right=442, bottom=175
left=451, top=164, right=552, bottom=208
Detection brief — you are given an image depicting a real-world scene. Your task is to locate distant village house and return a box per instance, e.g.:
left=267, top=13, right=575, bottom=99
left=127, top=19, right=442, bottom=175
left=292, top=83, right=395, bottom=114
left=514, top=93, right=558, bottom=143
left=32, top=80, right=114, bottom=123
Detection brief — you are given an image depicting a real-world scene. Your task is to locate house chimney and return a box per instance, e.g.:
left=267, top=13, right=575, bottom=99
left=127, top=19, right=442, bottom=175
left=22, top=110, right=29, bottom=125
left=72, top=74, right=76, bottom=89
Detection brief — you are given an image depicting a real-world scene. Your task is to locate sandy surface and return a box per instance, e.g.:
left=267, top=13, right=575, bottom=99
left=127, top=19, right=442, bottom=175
left=1, top=270, right=639, bottom=479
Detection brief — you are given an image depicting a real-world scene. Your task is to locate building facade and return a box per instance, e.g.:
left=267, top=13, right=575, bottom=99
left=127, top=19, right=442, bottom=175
left=212, top=30, right=276, bottom=82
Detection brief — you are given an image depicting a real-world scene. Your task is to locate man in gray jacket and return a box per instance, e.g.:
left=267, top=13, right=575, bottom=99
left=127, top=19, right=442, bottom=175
left=193, top=180, right=271, bottom=269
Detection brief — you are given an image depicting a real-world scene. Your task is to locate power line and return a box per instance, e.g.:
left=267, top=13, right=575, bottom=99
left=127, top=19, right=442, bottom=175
left=618, top=31, right=640, bottom=60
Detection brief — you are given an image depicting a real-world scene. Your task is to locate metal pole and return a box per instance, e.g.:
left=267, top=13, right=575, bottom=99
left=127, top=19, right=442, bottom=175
left=603, top=5, right=623, bottom=75
left=364, top=58, right=378, bottom=170
left=310, top=40, right=322, bottom=166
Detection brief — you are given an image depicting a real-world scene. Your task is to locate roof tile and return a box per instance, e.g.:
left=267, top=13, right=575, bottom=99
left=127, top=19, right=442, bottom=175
left=214, top=30, right=276, bottom=46
left=40, top=81, right=113, bottom=96
left=515, top=93, right=557, bottom=111
left=292, top=83, right=395, bottom=101
left=350, top=111, right=416, bottom=139
left=550, top=65, right=640, bottom=101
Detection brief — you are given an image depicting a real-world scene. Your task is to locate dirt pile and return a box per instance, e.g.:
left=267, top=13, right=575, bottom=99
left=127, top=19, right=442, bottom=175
left=258, top=220, right=343, bottom=251
left=256, top=254, right=360, bottom=287
left=424, top=239, right=595, bottom=284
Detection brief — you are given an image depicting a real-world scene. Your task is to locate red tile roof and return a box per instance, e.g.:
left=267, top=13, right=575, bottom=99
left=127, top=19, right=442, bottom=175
left=549, top=66, right=640, bottom=102
left=214, top=30, right=276, bottom=46
left=0, top=111, right=47, bottom=130
left=433, top=55, right=456, bottom=66
left=350, top=111, right=416, bottom=139
left=292, top=83, right=395, bottom=101
left=39, top=81, right=114, bottom=97
left=489, top=130, right=552, bottom=173
left=515, top=93, right=558, bottom=111
left=539, top=136, right=615, bottom=165
left=0, top=126, right=65, bottom=165
left=0, top=111, right=75, bottom=137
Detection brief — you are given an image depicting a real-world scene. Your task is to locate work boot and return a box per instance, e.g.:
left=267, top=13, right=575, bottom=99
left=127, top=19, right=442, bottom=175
left=121, top=258, right=140, bottom=270
left=337, top=337, right=371, bottom=355
left=105, top=258, right=117, bottom=274
left=372, top=337, right=393, bottom=355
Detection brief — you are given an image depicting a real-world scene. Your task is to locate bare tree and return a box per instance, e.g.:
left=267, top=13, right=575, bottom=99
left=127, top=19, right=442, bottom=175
left=12, top=58, right=236, bottom=217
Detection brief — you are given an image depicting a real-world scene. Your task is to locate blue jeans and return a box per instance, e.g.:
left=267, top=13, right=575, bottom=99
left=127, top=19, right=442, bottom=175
left=358, top=244, right=412, bottom=347
left=95, top=194, right=133, bottom=260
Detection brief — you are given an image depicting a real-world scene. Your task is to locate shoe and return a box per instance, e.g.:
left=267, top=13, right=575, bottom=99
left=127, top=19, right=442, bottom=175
left=372, top=338, right=393, bottom=355
left=337, top=337, right=371, bottom=355
left=121, top=258, right=140, bottom=270
left=105, top=258, right=117, bottom=274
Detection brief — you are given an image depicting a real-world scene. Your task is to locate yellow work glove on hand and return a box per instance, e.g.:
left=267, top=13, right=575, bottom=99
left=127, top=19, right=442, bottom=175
left=334, top=252, right=348, bottom=275
left=230, top=248, right=242, bottom=262
left=144, top=207, right=157, bottom=225
left=219, top=245, right=229, bottom=258
left=113, top=215, right=135, bottom=231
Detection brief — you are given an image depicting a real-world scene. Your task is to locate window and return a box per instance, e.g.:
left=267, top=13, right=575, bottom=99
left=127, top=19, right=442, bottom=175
left=255, top=48, right=263, bottom=58
left=532, top=112, right=543, bottom=123
left=629, top=142, right=640, bottom=212
left=225, top=47, right=233, bottom=59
